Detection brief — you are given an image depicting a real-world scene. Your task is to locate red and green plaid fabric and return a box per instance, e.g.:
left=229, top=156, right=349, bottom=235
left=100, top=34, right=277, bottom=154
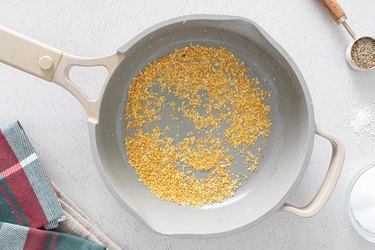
left=0, top=121, right=64, bottom=229
left=0, top=122, right=105, bottom=250
left=0, top=222, right=105, bottom=249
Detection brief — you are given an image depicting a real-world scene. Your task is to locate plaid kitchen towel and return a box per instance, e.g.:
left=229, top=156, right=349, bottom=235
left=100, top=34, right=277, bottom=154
left=0, top=121, right=64, bottom=230
left=0, top=222, right=105, bottom=250
left=54, top=185, right=122, bottom=250
left=0, top=121, right=107, bottom=250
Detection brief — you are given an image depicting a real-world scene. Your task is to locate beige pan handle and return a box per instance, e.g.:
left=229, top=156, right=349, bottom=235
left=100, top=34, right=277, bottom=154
left=280, top=125, right=345, bottom=217
left=0, top=25, right=124, bottom=123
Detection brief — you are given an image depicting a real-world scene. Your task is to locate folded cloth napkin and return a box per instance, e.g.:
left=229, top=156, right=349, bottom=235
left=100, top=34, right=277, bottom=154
left=0, top=121, right=64, bottom=230
left=0, top=222, right=104, bottom=250
left=0, top=121, right=108, bottom=250
left=54, top=186, right=122, bottom=250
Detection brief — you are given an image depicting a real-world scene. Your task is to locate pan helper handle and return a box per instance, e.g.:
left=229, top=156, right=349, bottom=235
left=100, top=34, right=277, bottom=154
left=0, top=25, right=124, bottom=123
left=280, top=125, right=345, bottom=217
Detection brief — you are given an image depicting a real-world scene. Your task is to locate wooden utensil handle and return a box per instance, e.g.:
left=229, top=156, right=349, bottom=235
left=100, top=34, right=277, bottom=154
left=320, top=0, right=346, bottom=23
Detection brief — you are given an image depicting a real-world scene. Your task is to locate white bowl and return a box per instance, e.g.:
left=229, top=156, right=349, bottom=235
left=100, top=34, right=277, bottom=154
left=346, top=163, right=375, bottom=243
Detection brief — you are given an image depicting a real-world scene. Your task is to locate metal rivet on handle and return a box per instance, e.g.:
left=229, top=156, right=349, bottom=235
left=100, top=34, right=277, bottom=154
left=39, top=56, right=53, bottom=70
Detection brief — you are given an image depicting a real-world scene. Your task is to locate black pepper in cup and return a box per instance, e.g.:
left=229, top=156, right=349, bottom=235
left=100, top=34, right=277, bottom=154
left=351, top=37, right=375, bottom=69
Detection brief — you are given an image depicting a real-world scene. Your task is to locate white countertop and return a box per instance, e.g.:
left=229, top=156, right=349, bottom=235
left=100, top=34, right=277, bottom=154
left=1, top=1, right=375, bottom=249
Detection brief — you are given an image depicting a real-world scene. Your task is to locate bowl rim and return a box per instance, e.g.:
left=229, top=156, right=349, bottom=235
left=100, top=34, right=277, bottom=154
left=346, top=163, right=375, bottom=243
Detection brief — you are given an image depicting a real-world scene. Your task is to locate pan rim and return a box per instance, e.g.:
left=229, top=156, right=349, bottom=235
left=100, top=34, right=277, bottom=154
left=90, top=14, right=315, bottom=237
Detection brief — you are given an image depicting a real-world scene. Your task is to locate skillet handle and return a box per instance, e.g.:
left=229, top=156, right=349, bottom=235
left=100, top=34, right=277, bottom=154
left=0, top=25, right=124, bottom=124
left=0, top=25, right=62, bottom=81
left=52, top=53, right=124, bottom=123
left=280, top=125, right=345, bottom=217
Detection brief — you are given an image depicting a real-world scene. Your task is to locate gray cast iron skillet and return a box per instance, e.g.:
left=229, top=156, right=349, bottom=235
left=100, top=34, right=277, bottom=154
left=0, top=15, right=344, bottom=237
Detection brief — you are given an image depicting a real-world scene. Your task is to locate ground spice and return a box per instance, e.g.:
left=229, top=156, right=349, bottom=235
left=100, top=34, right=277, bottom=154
left=351, top=37, right=375, bottom=69
left=125, top=45, right=271, bottom=206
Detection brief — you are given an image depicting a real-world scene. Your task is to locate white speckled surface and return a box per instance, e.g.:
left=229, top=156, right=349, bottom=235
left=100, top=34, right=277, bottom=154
left=1, top=1, right=375, bottom=249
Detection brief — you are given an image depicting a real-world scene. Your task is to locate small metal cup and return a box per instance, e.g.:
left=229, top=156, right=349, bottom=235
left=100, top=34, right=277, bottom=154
left=346, top=36, right=375, bottom=72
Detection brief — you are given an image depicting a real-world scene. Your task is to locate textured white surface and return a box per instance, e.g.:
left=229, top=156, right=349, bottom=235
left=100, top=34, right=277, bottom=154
left=1, top=1, right=375, bottom=249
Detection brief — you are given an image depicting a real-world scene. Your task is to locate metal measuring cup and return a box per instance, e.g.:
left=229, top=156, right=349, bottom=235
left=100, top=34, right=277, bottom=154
left=320, top=0, right=375, bottom=71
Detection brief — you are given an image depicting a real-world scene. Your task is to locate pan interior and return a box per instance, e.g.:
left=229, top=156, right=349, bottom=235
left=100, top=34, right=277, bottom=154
left=95, top=16, right=314, bottom=236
